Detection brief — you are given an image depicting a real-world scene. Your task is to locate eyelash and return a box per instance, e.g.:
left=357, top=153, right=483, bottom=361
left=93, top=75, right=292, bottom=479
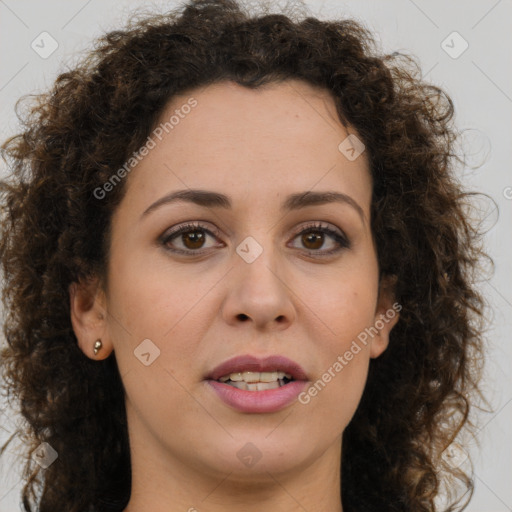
left=160, top=221, right=350, bottom=257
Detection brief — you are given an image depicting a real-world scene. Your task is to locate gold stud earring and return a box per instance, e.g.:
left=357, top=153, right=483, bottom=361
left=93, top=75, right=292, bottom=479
left=93, top=339, right=103, bottom=356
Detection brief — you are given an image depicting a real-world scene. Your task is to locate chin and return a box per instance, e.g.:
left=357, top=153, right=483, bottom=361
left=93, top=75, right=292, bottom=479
left=196, top=430, right=317, bottom=478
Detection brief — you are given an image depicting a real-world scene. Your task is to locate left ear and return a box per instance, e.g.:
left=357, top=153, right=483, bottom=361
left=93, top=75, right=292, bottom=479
left=370, top=274, right=401, bottom=359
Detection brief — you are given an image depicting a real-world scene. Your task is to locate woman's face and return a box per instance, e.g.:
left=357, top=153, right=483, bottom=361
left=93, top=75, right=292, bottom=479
left=72, top=79, right=398, bottom=489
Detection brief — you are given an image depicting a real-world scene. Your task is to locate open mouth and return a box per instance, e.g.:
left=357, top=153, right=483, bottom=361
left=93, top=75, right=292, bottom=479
left=206, top=358, right=308, bottom=413
left=217, top=371, right=294, bottom=391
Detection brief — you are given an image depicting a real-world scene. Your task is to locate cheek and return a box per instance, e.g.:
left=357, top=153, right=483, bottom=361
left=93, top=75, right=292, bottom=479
left=299, top=262, right=378, bottom=347
left=105, top=247, right=223, bottom=384
left=302, top=308, right=372, bottom=436
left=296, top=268, right=377, bottom=426
left=107, top=246, right=216, bottom=338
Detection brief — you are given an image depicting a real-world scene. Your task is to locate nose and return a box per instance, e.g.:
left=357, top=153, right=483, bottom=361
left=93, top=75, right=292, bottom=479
left=221, top=241, right=296, bottom=331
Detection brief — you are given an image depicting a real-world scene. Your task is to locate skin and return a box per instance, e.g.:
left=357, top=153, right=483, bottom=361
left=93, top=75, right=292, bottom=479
left=70, top=79, right=399, bottom=512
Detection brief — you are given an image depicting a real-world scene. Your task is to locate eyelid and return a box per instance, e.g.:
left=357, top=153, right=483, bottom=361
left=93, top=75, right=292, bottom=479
left=159, top=221, right=222, bottom=245
left=290, top=221, right=346, bottom=239
left=288, top=221, right=350, bottom=253
left=159, top=220, right=350, bottom=255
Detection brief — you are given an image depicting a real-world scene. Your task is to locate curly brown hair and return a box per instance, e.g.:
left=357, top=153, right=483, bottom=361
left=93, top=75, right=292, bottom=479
left=0, top=0, right=488, bottom=511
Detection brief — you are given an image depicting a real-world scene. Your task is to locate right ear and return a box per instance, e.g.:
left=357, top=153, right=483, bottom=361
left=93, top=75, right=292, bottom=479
left=69, top=276, right=112, bottom=360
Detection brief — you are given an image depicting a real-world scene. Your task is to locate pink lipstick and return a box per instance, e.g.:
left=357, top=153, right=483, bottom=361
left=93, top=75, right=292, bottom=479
left=205, top=354, right=309, bottom=413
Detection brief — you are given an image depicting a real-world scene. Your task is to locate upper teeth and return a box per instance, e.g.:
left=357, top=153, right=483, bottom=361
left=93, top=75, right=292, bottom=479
left=218, top=371, right=292, bottom=383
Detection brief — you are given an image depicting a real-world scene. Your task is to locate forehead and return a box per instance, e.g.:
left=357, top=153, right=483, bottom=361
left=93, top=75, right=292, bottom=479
left=163, top=79, right=355, bottom=160
left=120, top=79, right=372, bottom=217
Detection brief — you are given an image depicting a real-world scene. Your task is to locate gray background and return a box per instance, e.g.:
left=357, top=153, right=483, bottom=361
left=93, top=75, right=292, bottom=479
left=0, top=1, right=511, bottom=510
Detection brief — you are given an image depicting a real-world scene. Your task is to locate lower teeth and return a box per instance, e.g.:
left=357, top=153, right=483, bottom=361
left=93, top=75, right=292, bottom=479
left=224, top=379, right=288, bottom=391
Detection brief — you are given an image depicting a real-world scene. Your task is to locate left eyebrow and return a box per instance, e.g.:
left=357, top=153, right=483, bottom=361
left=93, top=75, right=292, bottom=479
left=140, top=188, right=366, bottom=224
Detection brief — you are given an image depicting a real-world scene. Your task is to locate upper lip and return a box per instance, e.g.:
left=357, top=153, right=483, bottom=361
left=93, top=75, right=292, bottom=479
left=206, top=354, right=309, bottom=381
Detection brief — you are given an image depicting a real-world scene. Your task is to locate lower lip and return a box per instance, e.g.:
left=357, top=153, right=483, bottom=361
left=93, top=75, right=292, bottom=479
left=206, top=380, right=308, bottom=413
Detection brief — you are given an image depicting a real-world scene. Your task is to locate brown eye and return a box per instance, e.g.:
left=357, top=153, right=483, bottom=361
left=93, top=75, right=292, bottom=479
left=302, top=231, right=324, bottom=250
left=181, top=230, right=206, bottom=250
left=289, top=222, right=350, bottom=256
left=161, top=222, right=223, bottom=254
